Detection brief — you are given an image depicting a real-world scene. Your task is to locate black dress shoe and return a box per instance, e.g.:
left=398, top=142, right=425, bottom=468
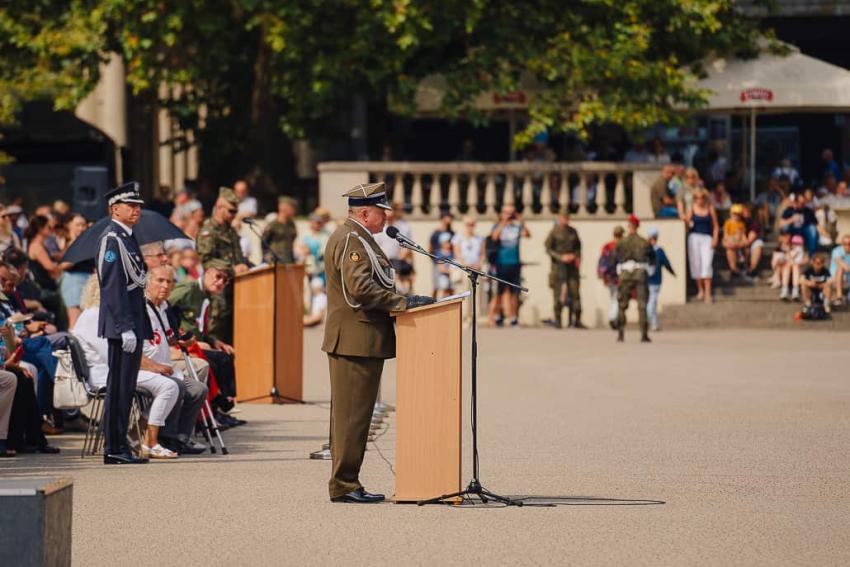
left=177, top=439, right=207, bottom=455
left=104, top=452, right=149, bottom=465
left=330, top=487, right=385, bottom=503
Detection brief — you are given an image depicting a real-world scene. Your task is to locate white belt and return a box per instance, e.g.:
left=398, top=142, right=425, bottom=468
left=616, top=261, right=649, bottom=275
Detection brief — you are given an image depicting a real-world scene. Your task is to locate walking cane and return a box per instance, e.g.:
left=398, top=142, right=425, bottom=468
left=180, top=346, right=229, bottom=455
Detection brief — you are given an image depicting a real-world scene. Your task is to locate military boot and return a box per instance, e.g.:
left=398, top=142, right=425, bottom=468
left=617, top=325, right=624, bottom=343
left=640, top=323, right=651, bottom=343
left=572, top=310, right=586, bottom=329
left=567, top=307, right=575, bottom=328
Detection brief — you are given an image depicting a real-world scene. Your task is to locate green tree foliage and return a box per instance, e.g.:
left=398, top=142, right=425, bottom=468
left=0, top=0, right=771, bottom=173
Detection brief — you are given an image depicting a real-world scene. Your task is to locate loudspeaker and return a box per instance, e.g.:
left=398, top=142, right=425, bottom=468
left=71, top=166, right=109, bottom=221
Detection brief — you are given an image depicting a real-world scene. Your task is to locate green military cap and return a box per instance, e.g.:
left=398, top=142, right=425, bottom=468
left=278, top=196, right=298, bottom=209
left=203, top=258, right=234, bottom=275
left=218, top=186, right=239, bottom=206
left=613, top=226, right=625, bottom=237
left=343, top=182, right=391, bottom=210
left=558, top=205, right=571, bottom=216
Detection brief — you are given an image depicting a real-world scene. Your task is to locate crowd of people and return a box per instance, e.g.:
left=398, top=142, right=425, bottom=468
left=650, top=147, right=850, bottom=313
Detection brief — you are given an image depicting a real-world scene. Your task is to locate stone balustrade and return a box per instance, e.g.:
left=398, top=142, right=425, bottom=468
left=319, top=161, right=661, bottom=221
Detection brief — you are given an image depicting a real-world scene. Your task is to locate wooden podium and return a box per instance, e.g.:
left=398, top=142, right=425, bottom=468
left=393, top=296, right=464, bottom=502
left=233, top=264, right=304, bottom=403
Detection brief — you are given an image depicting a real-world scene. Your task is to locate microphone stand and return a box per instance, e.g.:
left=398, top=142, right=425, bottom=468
left=243, top=220, right=304, bottom=404
left=396, top=238, right=526, bottom=507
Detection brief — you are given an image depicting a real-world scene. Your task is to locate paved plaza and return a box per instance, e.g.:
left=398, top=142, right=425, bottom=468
left=2, top=328, right=849, bottom=565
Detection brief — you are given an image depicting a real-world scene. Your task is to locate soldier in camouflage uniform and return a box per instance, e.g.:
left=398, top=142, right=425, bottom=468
left=196, top=187, right=249, bottom=344
left=261, top=197, right=298, bottom=264
left=615, top=214, right=656, bottom=343
left=544, top=208, right=583, bottom=328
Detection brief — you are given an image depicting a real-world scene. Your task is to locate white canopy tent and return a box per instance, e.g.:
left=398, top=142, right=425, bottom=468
left=696, top=46, right=850, bottom=199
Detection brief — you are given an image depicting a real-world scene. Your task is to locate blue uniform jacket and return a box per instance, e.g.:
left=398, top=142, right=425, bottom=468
left=96, top=220, right=153, bottom=340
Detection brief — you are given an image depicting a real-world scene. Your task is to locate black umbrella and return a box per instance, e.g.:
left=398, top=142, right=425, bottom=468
left=61, top=209, right=189, bottom=264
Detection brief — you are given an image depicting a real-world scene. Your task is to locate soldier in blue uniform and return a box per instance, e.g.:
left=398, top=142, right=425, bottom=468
left=97, top=182, right=154, bottom=465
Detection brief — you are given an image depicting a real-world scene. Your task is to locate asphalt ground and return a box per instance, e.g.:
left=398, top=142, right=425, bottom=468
left=2, top=328, right=849, bottom=566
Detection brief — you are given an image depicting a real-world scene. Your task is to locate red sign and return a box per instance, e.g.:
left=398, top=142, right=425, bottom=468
left=740, top=88, right=774, bottom=103
left=493, top=91, right=527, bottom=105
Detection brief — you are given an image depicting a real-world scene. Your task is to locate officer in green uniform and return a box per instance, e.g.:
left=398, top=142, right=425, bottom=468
left=322, top=182, right=434, bottom=504
left=615, top=214, right=656, bottom=343
left=261, top=196, right=298, bottom=264
left=544, top=208, right=583, bottom=328
left=196, top=187, right=249, bottom=344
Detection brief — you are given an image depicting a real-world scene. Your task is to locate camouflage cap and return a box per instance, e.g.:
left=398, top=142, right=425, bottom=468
left=203, top=258, right=234, bottom=275
left=218, top=186, right=239, bottom=206
left=613, top=226, right=625, bottom=237
left=558, top=205, right=571, bottom=216
left=277, top=196, right=298, bottom=209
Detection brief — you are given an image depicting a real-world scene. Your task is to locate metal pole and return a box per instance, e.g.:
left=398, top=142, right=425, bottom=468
left=750, top=108, right=757, bottom=202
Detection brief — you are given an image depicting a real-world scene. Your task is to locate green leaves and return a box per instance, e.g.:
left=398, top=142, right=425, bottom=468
left=0, top=0, right=768, bottom=166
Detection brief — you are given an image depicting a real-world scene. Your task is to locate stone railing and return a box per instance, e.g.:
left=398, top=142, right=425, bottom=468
left=318, top=161, right=660, bottom=220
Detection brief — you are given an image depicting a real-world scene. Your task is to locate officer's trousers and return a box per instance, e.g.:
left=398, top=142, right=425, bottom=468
left=104, top=339, right=142, bottom=455
left=327, top=353, right=383, bottom=499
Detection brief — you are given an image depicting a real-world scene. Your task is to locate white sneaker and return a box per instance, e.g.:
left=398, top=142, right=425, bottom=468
left=779, top=287, right=788, bottom=300
left=791, top=288, right=800, bottom=301
left=142, top=444, right=178, bottom=459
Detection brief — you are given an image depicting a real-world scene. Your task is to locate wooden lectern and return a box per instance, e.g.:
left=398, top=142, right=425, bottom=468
left=393, top=297, right=464, bottom=502
left=233, top=264, right=304, bottom=403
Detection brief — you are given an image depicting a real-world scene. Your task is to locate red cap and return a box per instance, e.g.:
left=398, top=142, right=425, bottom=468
left=627, top=214, right=640, bottom=227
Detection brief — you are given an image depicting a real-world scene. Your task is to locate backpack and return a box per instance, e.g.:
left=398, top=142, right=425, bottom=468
left=597, top=245, right=617, bottom=281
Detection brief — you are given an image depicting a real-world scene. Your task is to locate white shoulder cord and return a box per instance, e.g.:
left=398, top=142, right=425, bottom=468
left=339, top=231, right=396, bottom=309
left=97, top=231, right=147, bottom=290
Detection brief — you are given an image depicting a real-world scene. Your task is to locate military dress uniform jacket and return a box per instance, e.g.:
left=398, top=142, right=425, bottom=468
left=322, top=218, right=407, bottom=359
left=96, top=220, right=153, bottom=340
left=197, top=218, right=246, bottom=267
left=168, top=279, right=219, bottom=345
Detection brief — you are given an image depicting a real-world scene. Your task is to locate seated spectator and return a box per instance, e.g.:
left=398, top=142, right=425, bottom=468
left=815, top=202, right=837, bottom=248
left=712, top=181, right=732, bottom=210
left=722, top=204, right=748, bottom=278
left=303, top=277, right=327, bottom=328
left=4, top=245, right=60, bottom=320
left=831, top=235, right=850, bottom=303
left=178, top=247, right=201, bottom=281
left=0, top=369, right=15, bottom=457
left=234, top=180, right=258, bottom=219
left=770, top=233, right=790, bottom=289
left=0, top=203, right=22, bottom=254
left=25, top=215, right=61, bottom=292
left=800, top=254, right=833, bottom=313
left=822, top=180, right=850, bottom=208
left=72, top=280, right=180, bottom=459
left=650, top=165, right=678, bottom=218
left=754, top=177, right=785, bottom=232
left=779, top=235, right=807, bottom=301
left=779, top=194, right=818, bottom=256
left=0, top=324, right=60, bottom=454
left=772, top=158, right=800, bottom=188
left=144, top=265, right=208, bottom=455
left=168, top=259, right=244, bottom=427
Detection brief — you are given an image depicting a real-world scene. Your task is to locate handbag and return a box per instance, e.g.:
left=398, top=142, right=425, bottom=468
left=52, top=349, right=89, bottom=409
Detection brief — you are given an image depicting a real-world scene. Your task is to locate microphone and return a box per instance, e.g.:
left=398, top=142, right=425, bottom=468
left=385, top=226, right=423, bottom=250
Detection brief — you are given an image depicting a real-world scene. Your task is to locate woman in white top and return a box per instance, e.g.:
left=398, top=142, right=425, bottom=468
left=73, top=281, right=179, bottom=459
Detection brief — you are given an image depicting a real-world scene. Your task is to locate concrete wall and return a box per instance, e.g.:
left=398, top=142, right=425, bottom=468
left=282, top=216, right=687, bottom=328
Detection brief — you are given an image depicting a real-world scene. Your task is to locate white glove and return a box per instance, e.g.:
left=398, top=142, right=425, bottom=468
left=121, top=330, right=137, bottom=353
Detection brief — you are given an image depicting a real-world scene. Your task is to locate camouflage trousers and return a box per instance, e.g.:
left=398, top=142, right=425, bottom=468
left=616, top=270, right=648, bottom=331
left=551, top=265, right=581, bottom=324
